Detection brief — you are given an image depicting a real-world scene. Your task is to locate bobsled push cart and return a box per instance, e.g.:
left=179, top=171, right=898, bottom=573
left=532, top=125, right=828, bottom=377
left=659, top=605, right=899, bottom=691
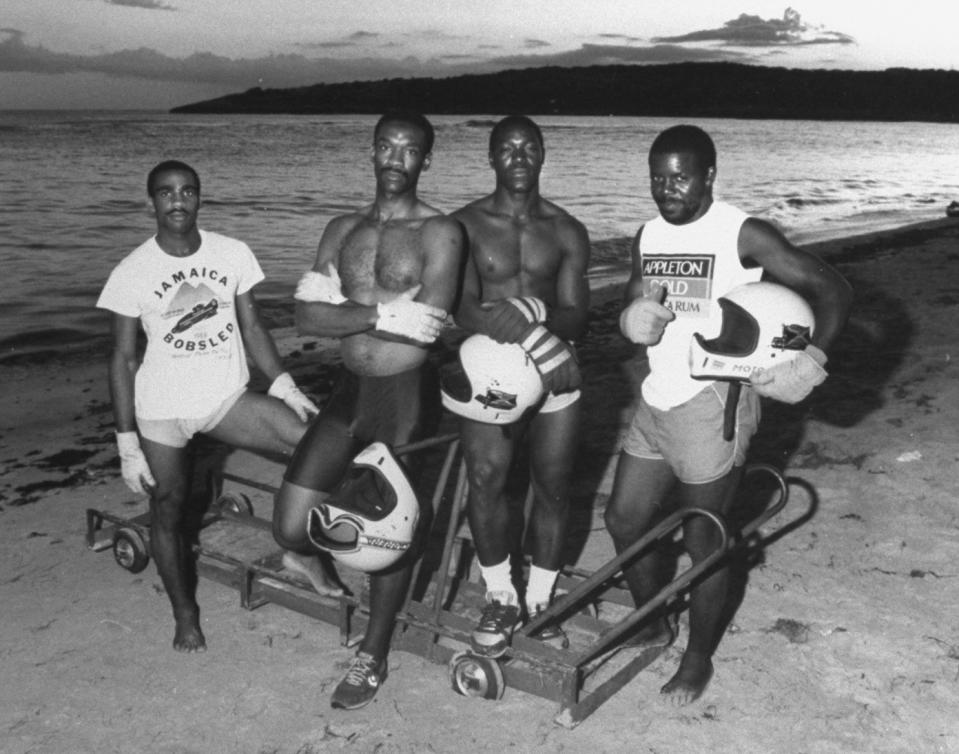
left=85, top=433, right=790, bottom=728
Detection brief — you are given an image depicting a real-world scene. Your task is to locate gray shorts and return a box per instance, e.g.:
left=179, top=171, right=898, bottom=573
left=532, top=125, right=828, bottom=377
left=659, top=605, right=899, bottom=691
left=137, top=387, right=246, bottom=448
left=621, top=382, right=760, bottom=484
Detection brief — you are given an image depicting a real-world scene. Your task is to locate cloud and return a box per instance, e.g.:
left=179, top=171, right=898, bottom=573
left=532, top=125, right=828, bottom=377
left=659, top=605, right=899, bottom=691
left=105, top=0, right=176, bottom=10
left=654, top=7, right=855, bottom=48
left=524, top=39, right=551, bottom=49
left=488, top=43, right=743, bottom=69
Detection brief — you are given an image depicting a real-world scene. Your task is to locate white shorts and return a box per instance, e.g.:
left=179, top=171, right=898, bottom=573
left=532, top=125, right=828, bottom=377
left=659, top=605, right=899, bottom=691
left=137, top=387, right=246, bottom=448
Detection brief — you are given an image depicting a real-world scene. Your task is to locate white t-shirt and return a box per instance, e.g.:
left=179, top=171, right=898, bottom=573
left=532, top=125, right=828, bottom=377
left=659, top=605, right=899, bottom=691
left=97, top=229, right=264, bottom=419
left=638, top=201, right=762, bottom=410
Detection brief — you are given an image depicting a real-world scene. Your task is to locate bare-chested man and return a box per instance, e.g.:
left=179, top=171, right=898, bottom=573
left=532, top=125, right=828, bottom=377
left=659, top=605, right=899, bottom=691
left=272, top=112, right=463, bottom=710
left=451, top=115, right=591, bottom=657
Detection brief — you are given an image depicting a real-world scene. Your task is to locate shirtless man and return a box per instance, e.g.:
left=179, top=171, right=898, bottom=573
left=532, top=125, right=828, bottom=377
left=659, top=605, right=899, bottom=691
left=272, top=112, right=463, bottom=709
left=452, top=115, right=590, bottom=656
left=97, top=160, right=338, bottom=653
left=605, top=124, right=852, bottom=705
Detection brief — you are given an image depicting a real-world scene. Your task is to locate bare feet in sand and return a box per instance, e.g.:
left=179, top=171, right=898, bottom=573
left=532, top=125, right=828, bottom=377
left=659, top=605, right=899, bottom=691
left=173, top=611, right=207, bottom=653
left=281, top=551, right=344, bottom=598
left=661, top=651, right=713, bottom=706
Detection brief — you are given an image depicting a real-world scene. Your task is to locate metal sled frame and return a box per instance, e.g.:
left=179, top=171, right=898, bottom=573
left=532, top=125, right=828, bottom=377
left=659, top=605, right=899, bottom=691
left=85, top=435, right=788, bottom=728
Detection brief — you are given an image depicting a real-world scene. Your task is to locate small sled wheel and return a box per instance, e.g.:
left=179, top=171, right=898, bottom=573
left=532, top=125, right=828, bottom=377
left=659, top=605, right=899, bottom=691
left=113, top=527, right=150, bottom=573
left=449, top=651, right=505, bottom=700
left=215, top=491, right=253, bottom=517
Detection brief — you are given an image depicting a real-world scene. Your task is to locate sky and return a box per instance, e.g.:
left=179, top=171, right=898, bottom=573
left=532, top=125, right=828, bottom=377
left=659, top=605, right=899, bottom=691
left=2, top=1, right=957, bottom=110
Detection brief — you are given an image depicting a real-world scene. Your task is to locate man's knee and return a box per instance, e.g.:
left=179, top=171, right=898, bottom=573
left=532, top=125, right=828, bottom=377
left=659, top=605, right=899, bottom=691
left=465, top=455, right=509, bottom=502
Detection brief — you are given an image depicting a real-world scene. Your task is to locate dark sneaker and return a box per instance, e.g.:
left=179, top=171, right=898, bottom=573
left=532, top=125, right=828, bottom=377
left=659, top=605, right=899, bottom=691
left=330, top=651, right=387, bottom=710
left=470, top=591, right=521, bottom=658
left=527, top=602, right=570, bottom=649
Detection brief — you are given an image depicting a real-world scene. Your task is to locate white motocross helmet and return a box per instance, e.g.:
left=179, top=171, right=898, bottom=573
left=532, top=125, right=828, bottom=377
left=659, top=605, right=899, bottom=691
left=689, top=281, right=816, bottom=381
left=440, top=334, right=545, bottom=424
left=306, top=442, right=419, bottom=573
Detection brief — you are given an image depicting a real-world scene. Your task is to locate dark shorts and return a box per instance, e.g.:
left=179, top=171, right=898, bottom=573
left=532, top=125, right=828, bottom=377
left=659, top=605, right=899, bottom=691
left=283, top=363, right=440, bottom=492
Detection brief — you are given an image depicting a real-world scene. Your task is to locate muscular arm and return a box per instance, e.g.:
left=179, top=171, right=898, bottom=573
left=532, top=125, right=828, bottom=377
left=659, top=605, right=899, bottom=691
left=107, top=313, right=140, bottom=433
left=235, top=289, right=285, bottom=383
left=544, top=218, right=591, bottom=342
left=739, top=218, right=853, bottom=353
left=295, top=216, right=380, bottom=338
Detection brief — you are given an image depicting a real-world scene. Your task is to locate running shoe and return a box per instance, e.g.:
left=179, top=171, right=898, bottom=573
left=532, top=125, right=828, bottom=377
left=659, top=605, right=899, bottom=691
left=470, top=591, right=521, bottom=658
left=330, top=651, right=388, bottom=710
left=527, top=602, right=570, bottom=649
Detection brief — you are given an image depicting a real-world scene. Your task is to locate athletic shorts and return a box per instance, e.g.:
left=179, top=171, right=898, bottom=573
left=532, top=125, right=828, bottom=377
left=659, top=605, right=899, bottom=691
left=136, top=386, right=246, bottom=448
left=283, top=364, right=440, bottom=492
left=539, top=388, right=581, bottom=414
left=621, top=382, right=760, bottom=484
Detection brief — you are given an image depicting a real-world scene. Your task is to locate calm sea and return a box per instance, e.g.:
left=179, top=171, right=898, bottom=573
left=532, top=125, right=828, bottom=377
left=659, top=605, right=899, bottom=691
left=3, top=111, right=959, bottom=359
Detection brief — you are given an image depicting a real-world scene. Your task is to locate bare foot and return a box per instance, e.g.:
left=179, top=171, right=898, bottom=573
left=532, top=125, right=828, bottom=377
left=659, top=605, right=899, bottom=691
left=660, top=651, right=713, bottom=706
left=281, top=551, right=344, bottom=598
left=173, top=615, right=207, bottom=653
left=629, top=616, right=677, bottom=648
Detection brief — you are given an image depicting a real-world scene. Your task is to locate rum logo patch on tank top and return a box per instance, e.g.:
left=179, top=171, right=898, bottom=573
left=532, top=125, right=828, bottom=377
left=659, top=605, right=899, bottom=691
left=641, top=254, right=714, bottom=317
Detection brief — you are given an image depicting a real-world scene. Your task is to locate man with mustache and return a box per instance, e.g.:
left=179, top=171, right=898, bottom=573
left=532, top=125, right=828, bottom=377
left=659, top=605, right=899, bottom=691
left=273, top=112, right=464, bottom=710
left=97, top=160, right=335, bottom=654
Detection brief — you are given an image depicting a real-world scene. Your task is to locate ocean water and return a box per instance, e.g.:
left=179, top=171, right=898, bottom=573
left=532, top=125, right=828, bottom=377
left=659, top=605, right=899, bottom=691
left=3, top=111, right=959, bottom=359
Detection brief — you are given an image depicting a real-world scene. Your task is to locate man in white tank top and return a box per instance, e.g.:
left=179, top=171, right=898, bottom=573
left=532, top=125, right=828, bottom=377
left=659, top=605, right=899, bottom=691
left=605, top=125, right=852, bottom=705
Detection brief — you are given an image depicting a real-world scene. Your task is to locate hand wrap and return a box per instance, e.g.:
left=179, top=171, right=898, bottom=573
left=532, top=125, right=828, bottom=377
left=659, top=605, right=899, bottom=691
left=116, top=431, right=156, bottom=496
left=484, top=296, right=548, bottom=343
left=375, top=288, right=447, bottom=344
left=750, top=345, right=828, bottom=404
left=269, top=372, right=319, bottom=422
left=619, top=295, right=675, bottom=345
left=294, top=267, right=347, bottom=305
left=521, top=324, right=581, bottom=394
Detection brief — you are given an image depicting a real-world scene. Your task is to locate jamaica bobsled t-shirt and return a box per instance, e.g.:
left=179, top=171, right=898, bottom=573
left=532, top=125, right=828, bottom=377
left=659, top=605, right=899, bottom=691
left=97, top=230, right=264, bottom=419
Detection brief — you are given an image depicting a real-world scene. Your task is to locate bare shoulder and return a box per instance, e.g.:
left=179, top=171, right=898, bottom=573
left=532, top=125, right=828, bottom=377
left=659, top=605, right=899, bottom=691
left=420, top=213, right=465, bottom=246
left=738, top=216, right=799, bottom=264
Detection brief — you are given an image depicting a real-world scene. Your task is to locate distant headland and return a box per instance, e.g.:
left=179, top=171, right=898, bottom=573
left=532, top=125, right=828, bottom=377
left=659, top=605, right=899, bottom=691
left=170, top=62, right=959, bottom=123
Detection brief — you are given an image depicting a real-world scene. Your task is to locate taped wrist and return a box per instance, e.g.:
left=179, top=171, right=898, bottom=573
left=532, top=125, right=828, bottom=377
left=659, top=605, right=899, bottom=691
left=805, top=344, right=827, bottom=368
left=268, top=372, right=295, bottom=399
left=116, top=430, right=141, bottom=457
left=294, top=270, right=347, bottom=304
left=521, top=325, right=571, bottom=375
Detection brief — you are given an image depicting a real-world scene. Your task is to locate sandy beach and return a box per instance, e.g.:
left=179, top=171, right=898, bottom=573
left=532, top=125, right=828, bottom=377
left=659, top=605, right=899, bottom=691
left=1, top=219, right=958, bottom=754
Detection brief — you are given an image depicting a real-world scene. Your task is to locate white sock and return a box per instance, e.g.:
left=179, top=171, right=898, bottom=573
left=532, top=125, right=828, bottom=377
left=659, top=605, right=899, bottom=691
left=479, top=557, right=517, bottom=605
left=526, top=565, right=559, bottom=612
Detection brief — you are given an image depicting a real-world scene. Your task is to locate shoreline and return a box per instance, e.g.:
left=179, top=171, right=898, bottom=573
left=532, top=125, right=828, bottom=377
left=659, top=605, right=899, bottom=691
left=3, top=215, right=957, bottom=368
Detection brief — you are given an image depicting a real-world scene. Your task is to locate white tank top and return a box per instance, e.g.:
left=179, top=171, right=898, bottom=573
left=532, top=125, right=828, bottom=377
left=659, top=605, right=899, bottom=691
left=638, top=201, right=762, bottom=409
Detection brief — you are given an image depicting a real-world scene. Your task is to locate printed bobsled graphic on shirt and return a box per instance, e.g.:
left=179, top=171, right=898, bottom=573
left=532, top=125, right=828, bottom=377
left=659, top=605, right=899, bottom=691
left=641, top=254, right=715, bottom=318
left=157, top=277, right=235, bottom=355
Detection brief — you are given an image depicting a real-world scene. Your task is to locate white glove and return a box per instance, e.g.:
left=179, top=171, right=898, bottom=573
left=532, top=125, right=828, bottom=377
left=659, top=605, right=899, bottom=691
left=268, top=372, right=319, bottom=422
left=483, top=296, right=548, bottom=343
left=116, top=431, right=156, bottom=496
left=294, top=267, right=347, bottom=305
left=750, top=346, right=828, bottom=404
left=375, top=286, right=447, bottom=344
left=520, top=324, right=581, bottom=394
left=619, top=284, right=675, bottom=345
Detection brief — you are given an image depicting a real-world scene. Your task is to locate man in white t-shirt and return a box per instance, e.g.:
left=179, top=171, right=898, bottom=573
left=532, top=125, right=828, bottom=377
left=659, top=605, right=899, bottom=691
left=605, top=126, right=852, bottom=706
left=97, top=160, right=338, bottom=653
